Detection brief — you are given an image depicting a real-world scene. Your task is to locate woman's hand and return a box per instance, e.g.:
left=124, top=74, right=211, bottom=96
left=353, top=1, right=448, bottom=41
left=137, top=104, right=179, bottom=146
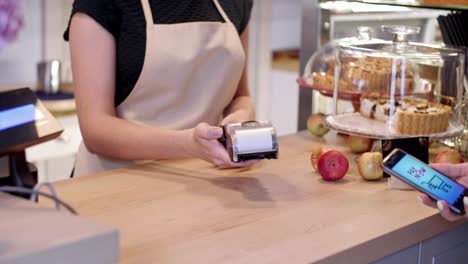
left=220, top=107, right=261, bottom=168
left=221, top=109, right=252, bottom=125
left=188, top=123, right=257, bottom=169
left=418, top=162, right=468, bottom=221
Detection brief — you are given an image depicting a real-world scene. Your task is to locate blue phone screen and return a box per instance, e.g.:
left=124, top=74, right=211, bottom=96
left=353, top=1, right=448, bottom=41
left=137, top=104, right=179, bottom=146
left=0, top=104, right=37, bottom=131
left=392, top=154, right=464, bottom=205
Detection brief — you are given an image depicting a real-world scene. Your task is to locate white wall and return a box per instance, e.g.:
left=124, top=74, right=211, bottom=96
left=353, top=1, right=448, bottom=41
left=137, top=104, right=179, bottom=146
left=252, top=0, right=301, bottom=135
left=271, top=0, right=302, bottom=51
left=43, top=0, right=74, bottom=82
left=0, top=0, right=43, bottom=86
left=271, top=70, right=299, bottom=135
left=0, top=0, right=74, bottom=87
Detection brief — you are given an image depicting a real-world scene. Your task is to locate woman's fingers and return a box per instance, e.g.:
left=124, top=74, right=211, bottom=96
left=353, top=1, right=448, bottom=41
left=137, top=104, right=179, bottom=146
left=224, top=159, right=259, bottom=169
left=194, top=123, right=223, bottom=140
left=211, top=147, right=260, bottom=169
left=418, top=193, right=468, bottom=221
left=436, top=200, right=463, bottom=222
left=429, top=163, right=467, bottom=179
left=239, top=159, right=260, bottom=167
left=213, top=152, right=259, bottom=169
left=418, top=193, right=437, bottom=209
left=461, top=197, right=468, bottom=220
left=193, top=123, right=261, bottom=169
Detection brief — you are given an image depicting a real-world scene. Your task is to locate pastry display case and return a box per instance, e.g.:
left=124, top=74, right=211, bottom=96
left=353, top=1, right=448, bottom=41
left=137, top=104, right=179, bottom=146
left=323, top=25, right=465, bottom=139
left=351, top=0, right=468, bottom=11
left=297, top=27, right=383, bottom=111
left=297, top=1, right=468, bottom=132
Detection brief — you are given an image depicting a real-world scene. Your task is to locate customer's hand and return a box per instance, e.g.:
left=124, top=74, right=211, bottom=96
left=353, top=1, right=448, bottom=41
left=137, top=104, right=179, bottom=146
left=189, top=123, right=257, bottom=169
left=418, top=162, right=468, bottom=221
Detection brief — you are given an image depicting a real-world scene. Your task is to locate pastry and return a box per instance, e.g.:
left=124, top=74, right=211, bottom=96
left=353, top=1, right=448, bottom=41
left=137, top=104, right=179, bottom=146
left=360, top=94, right=452, bottom=134
left=392, top=100, right=451, bottom=134
left=309, top=56, right=414, bottom=94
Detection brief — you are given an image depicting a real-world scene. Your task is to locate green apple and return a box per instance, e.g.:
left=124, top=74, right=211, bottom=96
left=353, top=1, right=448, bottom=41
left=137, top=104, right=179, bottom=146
left=347, top=135, right=373, bottom=153
left=307, top=113, right=330, bottom=137
left=310, top=146, right=331, bottom=170
left=357, top=152, right=383, bottom=181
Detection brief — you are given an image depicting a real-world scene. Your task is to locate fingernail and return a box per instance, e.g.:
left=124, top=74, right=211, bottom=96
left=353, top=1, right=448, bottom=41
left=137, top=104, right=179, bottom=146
left=209, top=128, right=222, bottom=138
left=417, top=196, right=423, bottom=203
left=464, top=197, right=468, bottom=206
left=437, top=201, right=444, bottom=211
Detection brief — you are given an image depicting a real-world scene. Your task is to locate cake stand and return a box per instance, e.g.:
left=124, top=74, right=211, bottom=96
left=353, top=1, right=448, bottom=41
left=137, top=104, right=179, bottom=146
left=325, top=113, right=464, bottom=140
left=296, top=77, right=362, bottom=112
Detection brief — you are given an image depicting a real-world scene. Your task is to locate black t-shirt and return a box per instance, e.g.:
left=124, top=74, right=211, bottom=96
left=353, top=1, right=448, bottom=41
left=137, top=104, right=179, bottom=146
left=64, top=0, right=253, bottom=106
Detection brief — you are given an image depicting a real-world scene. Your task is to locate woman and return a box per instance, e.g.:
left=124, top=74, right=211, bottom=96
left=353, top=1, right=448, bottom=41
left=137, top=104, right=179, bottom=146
left=419, top=162, right=468, bottom=221
left=66, top=0, right=257, bottom=177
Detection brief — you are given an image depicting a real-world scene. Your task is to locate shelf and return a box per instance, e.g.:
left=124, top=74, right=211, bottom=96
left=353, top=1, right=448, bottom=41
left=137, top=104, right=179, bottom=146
left=343, top=0, right=468, bottom=10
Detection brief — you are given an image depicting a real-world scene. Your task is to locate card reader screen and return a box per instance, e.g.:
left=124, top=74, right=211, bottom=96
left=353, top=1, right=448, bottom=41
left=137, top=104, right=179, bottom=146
left=392, top=154, right=465, bottom=205
left=0, top=104, right=42, bottom=131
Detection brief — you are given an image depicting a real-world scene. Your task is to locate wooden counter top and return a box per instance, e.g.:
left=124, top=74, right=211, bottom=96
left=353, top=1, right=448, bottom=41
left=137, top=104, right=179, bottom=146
left=47, top=131, right=465, bottom=264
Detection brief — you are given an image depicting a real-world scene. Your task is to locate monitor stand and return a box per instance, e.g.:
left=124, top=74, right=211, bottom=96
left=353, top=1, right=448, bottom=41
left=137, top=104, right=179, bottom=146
left=0, top=151, right=37, bottom=199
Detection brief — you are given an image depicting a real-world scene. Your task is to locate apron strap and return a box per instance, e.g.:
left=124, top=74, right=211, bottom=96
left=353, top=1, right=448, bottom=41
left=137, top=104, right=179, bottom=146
left=213, top=0, right=232, bottom=24
left=142, top=0, right=232, bottom=27
left=141, top=0, right=155, bottom=28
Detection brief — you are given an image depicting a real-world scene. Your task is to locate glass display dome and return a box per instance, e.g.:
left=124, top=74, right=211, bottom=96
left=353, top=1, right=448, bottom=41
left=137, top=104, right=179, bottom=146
left=323, top=25, right=466, bottom=139
left=298, top=27, right=385, bottom=111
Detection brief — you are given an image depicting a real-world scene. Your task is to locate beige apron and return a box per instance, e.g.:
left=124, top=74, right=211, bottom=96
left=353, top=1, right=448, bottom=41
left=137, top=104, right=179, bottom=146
left=74, top=0, right=245, bottom=177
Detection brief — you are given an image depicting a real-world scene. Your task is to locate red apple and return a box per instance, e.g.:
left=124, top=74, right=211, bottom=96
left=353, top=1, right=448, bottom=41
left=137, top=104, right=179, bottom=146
left=433, top=150, right=464, bottom=164
left=307, top=113, right=330, bottom=137
left=310, top=146, right=331, bottom=170
left=317, top=150, right=349, bottom=181
left=357, top=152, right=383, bottom=181
left=347, top=135, right=373, bottom=153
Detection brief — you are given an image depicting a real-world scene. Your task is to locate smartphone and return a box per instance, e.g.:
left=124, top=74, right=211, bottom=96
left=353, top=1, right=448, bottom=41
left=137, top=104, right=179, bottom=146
left=382, top=148, right=467, bottom=215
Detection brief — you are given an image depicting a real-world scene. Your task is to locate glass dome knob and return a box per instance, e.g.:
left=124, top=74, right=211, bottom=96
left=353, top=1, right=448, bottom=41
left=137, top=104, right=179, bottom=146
left=356, top=26, right=372, bottom=41
left=381, top=25, right=421, bottom=44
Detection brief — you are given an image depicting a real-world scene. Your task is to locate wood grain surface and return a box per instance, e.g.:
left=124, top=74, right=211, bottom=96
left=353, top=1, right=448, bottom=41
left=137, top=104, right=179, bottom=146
left=45, top=131, right=465, bottom=264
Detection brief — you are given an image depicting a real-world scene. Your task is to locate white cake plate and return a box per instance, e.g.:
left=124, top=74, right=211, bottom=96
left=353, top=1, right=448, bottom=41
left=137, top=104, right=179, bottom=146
left=325, top=113, right=464, bottom=140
